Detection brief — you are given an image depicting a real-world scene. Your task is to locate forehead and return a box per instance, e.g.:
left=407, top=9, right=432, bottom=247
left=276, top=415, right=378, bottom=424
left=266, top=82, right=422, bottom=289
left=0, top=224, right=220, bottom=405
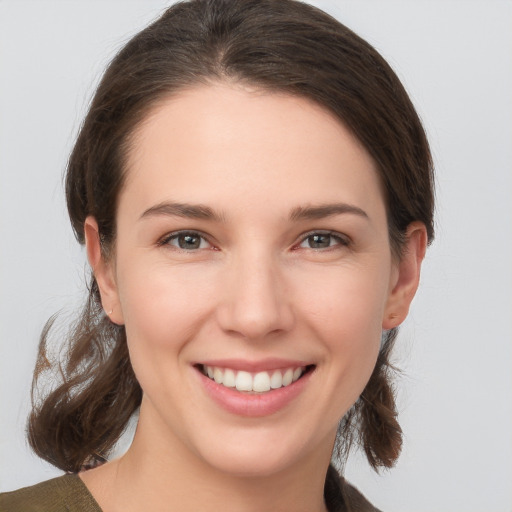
left=121, top=83, right=385, bottom=221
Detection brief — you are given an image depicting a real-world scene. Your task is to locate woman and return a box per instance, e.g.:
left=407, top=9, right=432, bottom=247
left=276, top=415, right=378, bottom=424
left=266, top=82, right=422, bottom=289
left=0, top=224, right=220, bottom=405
left=0, top=0, right=433, bottom=510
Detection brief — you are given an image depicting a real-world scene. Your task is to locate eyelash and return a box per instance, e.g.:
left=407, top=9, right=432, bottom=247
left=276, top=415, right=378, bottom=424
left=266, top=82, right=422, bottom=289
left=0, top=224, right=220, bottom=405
left=158, top=230, right=214, bottom=251
left=157, top=230, right=350, bottom=252
left=296, top=230, right=350, bottom=251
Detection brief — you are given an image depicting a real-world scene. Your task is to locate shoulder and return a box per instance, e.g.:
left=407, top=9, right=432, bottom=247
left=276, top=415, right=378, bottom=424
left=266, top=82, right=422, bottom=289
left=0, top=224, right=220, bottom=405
left=325, top=465, right=383, bottom=512
left=0, top=474, right=102, bottom=512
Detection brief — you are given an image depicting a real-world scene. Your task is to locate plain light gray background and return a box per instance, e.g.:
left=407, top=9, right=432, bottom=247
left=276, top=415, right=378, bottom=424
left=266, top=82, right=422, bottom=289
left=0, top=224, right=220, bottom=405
left=1, top=1, right=511, bottom=511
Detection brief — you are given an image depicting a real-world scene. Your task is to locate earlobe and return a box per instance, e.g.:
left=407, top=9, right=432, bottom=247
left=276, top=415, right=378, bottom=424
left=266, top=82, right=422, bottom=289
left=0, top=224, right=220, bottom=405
left=382, top=222, right=427, bottom=330
left=84, top=216, right=124, bottom=325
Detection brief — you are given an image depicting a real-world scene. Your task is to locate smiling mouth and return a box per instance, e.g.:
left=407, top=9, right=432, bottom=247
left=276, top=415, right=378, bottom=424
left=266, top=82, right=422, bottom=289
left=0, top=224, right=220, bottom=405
left=196, top=364, right=315, bottom=393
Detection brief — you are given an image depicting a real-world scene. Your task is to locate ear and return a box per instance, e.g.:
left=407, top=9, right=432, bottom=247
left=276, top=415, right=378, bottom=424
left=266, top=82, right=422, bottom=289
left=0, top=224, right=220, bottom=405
left=382, top=221, right=428, bottom=330
left=84, top=216, right=124, bottom=325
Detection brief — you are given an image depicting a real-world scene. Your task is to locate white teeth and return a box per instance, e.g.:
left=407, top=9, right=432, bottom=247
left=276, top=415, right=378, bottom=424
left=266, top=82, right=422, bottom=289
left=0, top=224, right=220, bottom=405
left=270, top=370, right=283, bottom=389
left=213, top=367, right=223, bottom=384
left=223, top=368, right=236, bottom=388
left=253, top=371, right=271, bottom=392
left=282, top=368, right=293, bottom=387
left=202, top=365, right=307, bottom=393
left=235, top=371, right=252, bottom=391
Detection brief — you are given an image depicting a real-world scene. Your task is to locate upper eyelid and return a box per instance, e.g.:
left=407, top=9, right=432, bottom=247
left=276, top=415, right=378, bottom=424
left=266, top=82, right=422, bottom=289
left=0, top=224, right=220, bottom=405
left=296, top=229, right=350, bottom=245
left=158, top=229, right=214, bottom=246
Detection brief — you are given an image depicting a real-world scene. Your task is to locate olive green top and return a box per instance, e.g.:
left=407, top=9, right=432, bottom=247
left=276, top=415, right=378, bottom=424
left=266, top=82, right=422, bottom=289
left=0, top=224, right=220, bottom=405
left=0, top=474, right=101, bottom=512
left=0, top=466, right=381, bottom=512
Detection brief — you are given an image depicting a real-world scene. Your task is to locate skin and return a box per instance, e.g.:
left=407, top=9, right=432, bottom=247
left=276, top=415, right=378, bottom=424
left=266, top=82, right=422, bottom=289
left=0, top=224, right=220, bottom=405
left=81, top=82, right=426, bottom=512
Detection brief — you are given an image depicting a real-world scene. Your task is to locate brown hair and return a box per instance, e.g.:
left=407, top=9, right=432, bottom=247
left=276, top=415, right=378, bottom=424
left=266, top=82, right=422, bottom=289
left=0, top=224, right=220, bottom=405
left=28, top=0, right=434, bottom=474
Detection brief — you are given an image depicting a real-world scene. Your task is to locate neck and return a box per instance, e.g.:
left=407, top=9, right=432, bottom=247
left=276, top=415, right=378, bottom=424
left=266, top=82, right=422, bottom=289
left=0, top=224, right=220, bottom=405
left=84, top=400, right=333, bottom=512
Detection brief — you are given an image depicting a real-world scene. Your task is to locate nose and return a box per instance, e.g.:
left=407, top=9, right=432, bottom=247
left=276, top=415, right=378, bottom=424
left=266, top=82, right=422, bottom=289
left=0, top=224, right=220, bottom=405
left=216, top=250, right=295, bottom=340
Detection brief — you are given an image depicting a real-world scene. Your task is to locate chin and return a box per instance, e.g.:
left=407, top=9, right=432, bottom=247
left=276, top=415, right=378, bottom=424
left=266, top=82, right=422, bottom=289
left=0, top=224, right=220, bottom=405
left=203, top=447, right=298, bottom=478
left=191, top=424, right=331, bottom=479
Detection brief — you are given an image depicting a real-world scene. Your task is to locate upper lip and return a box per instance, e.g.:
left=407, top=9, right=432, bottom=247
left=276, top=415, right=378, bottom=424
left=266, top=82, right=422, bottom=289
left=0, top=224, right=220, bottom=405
left=195, top=358, right=313, bottom=373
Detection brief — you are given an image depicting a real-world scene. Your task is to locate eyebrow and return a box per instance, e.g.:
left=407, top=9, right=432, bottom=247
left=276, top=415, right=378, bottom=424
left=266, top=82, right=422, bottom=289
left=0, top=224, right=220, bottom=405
left=140, top=202, right=226, bottom=222
left=289, top=203, right=368, bottom=221
left=139, top=201, right=368, bottom=222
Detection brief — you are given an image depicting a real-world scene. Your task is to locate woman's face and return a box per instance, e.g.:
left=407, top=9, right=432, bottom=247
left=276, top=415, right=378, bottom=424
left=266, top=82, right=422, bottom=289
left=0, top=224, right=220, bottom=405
left=89, top=83, right=416, bottom=477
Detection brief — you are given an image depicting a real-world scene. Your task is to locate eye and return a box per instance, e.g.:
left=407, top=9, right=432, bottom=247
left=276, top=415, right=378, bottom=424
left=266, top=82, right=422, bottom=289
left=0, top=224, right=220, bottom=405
left=298, top=231, right=348, bottom=250
left=160, top=231, right=212, bottom=251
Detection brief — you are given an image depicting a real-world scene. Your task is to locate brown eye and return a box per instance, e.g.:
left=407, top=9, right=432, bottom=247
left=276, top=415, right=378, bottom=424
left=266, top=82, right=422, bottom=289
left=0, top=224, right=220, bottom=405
left=299, top=232, right=347, bottom=250
left=163, top=231, right=211, bottom=250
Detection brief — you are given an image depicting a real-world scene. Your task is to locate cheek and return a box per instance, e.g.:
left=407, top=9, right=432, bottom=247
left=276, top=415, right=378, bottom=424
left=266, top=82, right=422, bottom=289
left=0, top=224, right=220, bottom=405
left=295, top=263, right=389, bottom=386
left=115, top=260, right=218, bottom=368
left=299, top=262, right=389, bottom=337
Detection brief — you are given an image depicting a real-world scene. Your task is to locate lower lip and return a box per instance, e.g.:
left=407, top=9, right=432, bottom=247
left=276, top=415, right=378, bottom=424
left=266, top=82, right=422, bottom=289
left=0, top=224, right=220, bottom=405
left=196, top=367, right=313, bottom=417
